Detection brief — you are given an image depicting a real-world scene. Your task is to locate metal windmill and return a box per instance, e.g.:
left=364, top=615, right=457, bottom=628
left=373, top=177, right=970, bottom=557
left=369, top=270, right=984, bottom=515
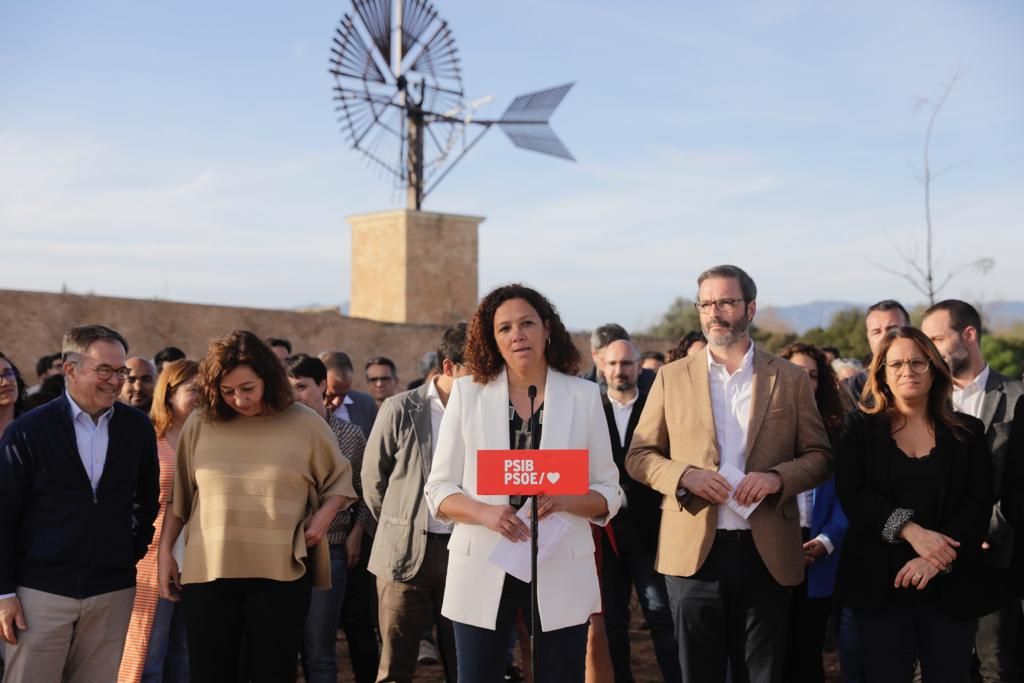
left=329, top=0, right=574, bottom=210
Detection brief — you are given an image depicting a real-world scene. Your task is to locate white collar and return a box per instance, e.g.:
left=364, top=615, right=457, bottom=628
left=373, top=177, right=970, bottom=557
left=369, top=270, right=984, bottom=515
left=707, top=340, right=755, bottom=375
left=608, top=390, right=638, bottom=409
left=65, top=389, right=114, bottom=424
left=957, top=364, right=990, bottom=394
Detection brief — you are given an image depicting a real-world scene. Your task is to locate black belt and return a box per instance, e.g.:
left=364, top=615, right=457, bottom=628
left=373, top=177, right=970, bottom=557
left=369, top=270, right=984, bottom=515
left=715, top=529, right=753, bottom=541
left=426, top=532, right=451, bottom=541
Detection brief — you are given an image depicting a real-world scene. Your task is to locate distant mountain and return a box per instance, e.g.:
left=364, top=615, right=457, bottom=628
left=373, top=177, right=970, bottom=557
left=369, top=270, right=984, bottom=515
left=985, top=301, right=1024, bottom=332
left=760, top=300, right=1024, bottom=335
left=761, top=301, right=863, bottom=334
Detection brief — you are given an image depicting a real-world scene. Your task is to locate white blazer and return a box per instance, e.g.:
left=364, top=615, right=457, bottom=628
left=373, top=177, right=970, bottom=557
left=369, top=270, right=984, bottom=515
left=425, top=368, right=623, bottom=632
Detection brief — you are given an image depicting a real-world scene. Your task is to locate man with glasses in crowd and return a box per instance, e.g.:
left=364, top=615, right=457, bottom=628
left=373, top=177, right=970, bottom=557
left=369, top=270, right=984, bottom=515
left=0, top=324, right=160, bottom=681
left=627, top=265, right=832, bottom=683
left=365, top=356, right=400, bottom=410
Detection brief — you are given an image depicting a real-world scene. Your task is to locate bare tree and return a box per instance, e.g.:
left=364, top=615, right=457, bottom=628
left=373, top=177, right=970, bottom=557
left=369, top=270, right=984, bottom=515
left=876, top=69, right=994, bottom=305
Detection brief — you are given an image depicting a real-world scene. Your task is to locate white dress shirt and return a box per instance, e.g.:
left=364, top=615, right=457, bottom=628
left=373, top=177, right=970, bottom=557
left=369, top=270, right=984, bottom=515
left=332, top=394, right=355, bottom=423
left=607, top=390, right=638, bottom=446
left=952, top=365, right=989, bottom=419
left=708, top=343, right=755, bottom=530
left=425, top=378, right=454, bottom=534
left=66, top=390, right=114, bottom=494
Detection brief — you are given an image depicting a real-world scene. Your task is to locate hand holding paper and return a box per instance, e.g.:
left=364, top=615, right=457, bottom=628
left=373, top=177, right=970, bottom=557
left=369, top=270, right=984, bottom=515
left=718, top=463, right=762, bottom=519
left=488, top=505, right=571, bottom=582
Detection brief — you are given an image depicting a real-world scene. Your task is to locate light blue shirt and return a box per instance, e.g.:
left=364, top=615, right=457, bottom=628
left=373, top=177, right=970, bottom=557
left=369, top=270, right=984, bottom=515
left=65, top=390, right=114, bottom=494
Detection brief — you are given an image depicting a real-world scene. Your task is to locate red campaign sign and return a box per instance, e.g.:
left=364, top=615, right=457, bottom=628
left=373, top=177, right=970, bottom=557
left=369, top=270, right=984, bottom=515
left=477, top=449, right=590, bottom=496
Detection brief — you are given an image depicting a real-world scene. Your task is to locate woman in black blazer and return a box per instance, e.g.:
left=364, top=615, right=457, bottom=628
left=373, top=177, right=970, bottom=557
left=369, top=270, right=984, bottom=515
left=835, top=327, right=994, bottom=683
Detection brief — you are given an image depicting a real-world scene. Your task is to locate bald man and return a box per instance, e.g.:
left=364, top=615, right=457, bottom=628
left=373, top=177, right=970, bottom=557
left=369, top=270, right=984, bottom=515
left=600, top=340, right=681, bottom=683
left=120, top=357, right=157, bottom=413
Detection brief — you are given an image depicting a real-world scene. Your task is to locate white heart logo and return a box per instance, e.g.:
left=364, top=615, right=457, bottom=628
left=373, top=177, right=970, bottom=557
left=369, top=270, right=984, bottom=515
left=547, top=472, right=561, bottom=484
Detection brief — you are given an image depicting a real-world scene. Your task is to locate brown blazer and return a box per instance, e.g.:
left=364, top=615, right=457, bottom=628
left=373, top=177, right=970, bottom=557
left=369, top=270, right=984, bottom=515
left=625, top=347, right=832, bottom=586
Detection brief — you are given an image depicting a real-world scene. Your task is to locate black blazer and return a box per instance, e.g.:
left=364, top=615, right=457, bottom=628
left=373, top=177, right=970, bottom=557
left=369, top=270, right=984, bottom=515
left=602, top=387, right=661, bottom=554
left=835, top=410, right=996, bottom=618
left=1002, top=395, right=1024, bottom=596
left=0, top=394, right=160, bottom=599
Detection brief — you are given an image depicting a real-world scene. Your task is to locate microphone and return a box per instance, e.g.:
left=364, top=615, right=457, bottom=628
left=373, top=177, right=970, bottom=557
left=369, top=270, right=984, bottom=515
left=527, top=385, right=538, bottom=449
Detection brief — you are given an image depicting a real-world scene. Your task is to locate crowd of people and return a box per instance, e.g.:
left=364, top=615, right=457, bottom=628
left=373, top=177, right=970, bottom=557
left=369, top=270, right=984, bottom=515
left=1, top=263, right=1023, bottom=683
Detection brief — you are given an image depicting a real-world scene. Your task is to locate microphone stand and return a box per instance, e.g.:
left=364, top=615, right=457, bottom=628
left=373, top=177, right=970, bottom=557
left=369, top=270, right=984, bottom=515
left=527, top=384, right=539, bottom=682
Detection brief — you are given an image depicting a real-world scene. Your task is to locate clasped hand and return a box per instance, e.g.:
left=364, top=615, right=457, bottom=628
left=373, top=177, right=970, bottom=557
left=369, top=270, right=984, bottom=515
left=681, top=468, right=781, bottom=506
left=900, top=523, right=958, bottom=571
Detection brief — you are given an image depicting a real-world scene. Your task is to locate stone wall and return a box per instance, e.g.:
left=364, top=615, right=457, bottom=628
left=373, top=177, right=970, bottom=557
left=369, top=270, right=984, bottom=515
left=0, top=289, right=672, bottom=391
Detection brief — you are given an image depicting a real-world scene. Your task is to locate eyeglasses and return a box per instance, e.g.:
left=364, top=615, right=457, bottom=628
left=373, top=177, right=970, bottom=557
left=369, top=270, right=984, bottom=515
left=883, top=358, right=931, bottom=375
left=366, top=376, right=394, bottom=384
left=694, top=298, right=745, bottom=314
left=81, top=363, right=131, bottom=381
left=0, top=369, right=17, bottom=383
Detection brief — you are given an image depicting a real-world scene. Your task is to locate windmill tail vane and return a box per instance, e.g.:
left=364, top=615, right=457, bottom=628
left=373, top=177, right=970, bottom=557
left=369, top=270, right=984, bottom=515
left=329, top=0, right=575, bottom=209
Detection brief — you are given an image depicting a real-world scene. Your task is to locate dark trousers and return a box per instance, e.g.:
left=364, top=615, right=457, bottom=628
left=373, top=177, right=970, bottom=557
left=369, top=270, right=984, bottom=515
left=974, top=593, right=1021, bottom=683
left=600, top=514, right=681, bottom=683
left=782, top=580, right=832, bottom=683
left=182, top=574, right=311, bottom=683
left=453, top=574, right=588, bottom=683
left=377, top=533, right=457, bottom=683
left=342, top=530, right=381, bottom=683
left=853, top=601, right=976, bottom=683
left=664, top=530, right=791, bottom=683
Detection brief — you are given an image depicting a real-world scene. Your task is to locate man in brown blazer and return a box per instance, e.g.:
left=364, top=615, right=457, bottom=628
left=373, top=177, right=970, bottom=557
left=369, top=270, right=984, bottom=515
left=626, top=264, right=832, bottom=683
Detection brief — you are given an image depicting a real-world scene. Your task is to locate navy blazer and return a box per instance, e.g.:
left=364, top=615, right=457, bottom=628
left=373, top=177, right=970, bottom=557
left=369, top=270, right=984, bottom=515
left=345, top=389, right=379, bottom=438
left=0, top=394, right=160, bottom=599
left=806, top=477, right=848, bottom=599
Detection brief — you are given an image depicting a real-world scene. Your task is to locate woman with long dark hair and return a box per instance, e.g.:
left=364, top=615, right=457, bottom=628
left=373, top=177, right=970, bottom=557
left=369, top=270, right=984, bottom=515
left=425, top=284, right=622, bottom=682
left=0, top=352, right=28, bottom=439
left=835, top=327, right=994, bottom=682
left=777, top=343, right=849, bottom=683
left=157, top=331, right=356, bottom=682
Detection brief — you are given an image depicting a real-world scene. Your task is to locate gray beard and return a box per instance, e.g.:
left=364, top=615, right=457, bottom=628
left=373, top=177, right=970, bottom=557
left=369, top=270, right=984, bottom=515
left=704, top=316, right=750, bottom=349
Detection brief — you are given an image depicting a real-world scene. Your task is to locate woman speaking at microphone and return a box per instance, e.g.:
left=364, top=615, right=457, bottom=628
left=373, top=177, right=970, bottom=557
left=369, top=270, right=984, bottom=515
left=425, top=284, right=622, bottom=682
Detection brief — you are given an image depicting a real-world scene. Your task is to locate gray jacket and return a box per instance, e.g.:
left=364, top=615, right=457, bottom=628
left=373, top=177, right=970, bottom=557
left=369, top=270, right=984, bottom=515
left=981, top=369, right=1024, bottom=568
left=362, top=383, right=439, bottom=581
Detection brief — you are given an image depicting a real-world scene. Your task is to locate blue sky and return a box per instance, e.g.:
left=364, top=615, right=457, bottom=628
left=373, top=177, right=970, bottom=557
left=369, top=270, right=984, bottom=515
left=2, top=0, right=1021, bottom=331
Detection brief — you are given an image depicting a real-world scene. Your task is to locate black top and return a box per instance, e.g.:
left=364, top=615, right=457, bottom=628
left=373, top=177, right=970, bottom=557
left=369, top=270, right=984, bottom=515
left=834, top=410, right=996, bottom=618
left=509, top=401, right=543, bottom=451
left=886, top=445, right=943, bottom=602
left=509, top=402, right=543, bottom=508
left=0, top=394, right=160, bottom=598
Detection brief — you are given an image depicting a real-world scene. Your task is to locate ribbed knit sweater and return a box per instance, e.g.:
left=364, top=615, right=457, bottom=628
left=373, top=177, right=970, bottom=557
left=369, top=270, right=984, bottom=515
left=171, top=403, right=356, bottom=585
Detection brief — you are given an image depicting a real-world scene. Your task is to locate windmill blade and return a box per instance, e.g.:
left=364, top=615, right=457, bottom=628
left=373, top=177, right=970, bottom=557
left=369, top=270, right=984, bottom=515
left=500, top=83, right=574, bottom=123
left=330, top=14, right=387, bottom=84
left=407, top=22, right=462, bottom=85
left=400, top=0, right=439, bottom=59
left=352, top=0, right=392, bottom=68
left=498, top=123, right=574, bottom=161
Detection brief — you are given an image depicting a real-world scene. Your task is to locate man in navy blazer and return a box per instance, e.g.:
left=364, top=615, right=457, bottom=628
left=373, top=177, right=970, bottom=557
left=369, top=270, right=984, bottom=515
left=0, top=325, right=159, bottom=681
left=321, top=350, right=378, bottom=437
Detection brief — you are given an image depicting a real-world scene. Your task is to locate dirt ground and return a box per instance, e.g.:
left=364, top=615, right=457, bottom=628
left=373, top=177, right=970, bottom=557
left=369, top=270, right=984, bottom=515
left=316, top=598, right=843, bottom=682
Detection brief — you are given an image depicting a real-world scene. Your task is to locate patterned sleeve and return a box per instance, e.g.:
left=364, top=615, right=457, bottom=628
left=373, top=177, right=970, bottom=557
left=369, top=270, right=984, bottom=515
left=332, top=418, right=374, bottom=536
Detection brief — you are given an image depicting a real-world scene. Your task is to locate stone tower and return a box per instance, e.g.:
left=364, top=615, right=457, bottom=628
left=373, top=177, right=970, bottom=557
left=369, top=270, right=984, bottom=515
left=347, top=209, right=484, bottom=324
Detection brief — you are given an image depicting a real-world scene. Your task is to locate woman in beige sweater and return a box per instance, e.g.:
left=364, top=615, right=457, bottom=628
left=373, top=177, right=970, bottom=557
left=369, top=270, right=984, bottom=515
left=157, top=331, right=356, bottom=683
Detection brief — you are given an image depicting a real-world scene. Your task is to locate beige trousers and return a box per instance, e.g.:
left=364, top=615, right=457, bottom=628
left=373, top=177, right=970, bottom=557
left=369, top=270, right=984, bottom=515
left=2, top=586, right=135, bottom=683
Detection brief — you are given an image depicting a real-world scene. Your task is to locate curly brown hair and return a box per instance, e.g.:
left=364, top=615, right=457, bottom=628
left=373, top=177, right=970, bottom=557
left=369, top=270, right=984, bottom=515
left=198, top=330, right=294, bottom=421
left=862, top=326, right=970, bottom=440
left=465, top=284, right=581, bottom=383
left=778, top=342, right=846, bottom=441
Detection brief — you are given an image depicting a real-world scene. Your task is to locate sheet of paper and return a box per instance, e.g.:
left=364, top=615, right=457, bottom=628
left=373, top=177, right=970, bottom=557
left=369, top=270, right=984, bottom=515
left=488, top=505, right=572, bottom=582
left=718, top=462, right=761, bottom=519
